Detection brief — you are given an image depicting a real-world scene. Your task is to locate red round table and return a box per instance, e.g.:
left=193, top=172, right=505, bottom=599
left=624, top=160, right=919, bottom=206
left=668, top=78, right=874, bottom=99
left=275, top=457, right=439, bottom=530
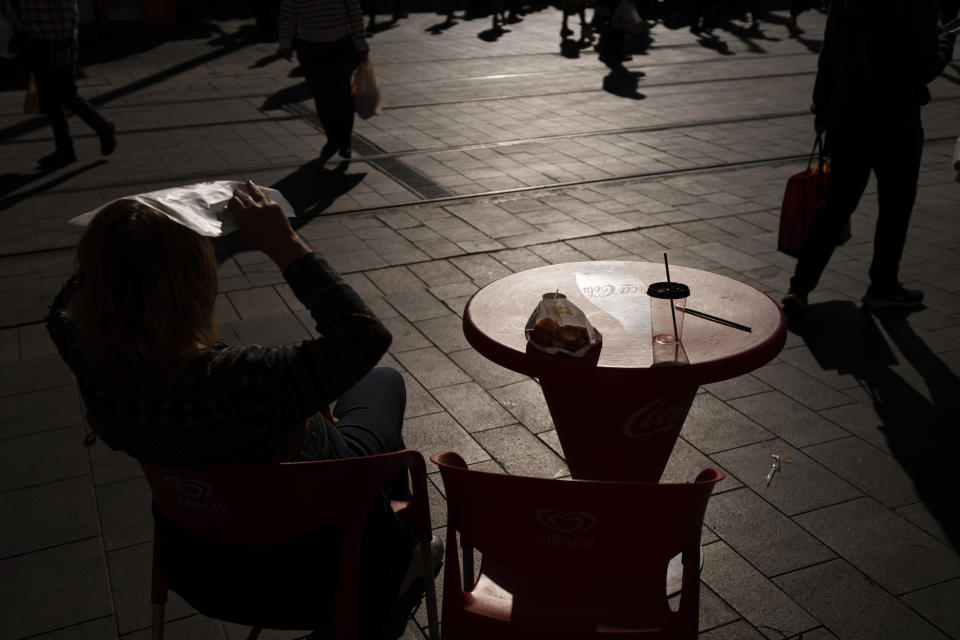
left=463, top=261, right=787, bottom=482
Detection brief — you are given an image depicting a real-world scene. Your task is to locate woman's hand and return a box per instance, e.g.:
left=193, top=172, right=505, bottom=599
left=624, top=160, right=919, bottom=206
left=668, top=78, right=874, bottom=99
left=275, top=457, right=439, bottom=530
left=227, top=181, right=310, bottom=270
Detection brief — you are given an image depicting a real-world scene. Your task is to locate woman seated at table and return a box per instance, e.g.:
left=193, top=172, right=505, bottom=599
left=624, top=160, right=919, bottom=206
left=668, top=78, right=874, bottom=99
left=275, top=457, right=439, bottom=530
left=45, top=182, right=428, bottom=639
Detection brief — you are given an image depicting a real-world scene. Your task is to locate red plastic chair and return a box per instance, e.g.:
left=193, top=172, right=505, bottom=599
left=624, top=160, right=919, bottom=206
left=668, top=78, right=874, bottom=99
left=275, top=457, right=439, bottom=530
left=140, top=450, right=440, bottom=640
left=430, top=451, right=723, bottom=640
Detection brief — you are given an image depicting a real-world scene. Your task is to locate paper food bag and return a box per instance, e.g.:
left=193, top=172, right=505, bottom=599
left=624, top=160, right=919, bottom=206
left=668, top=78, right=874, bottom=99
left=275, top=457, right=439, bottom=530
left=68, top=181, right=295, bottom=237
left=525, top=292, right=601, bottom=357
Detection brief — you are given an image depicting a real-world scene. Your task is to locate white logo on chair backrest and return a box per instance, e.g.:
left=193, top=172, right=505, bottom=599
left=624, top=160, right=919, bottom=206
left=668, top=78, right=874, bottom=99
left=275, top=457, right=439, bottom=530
left=163, top=475, right=224, bottom=513
left=534, top=509, right=598, bottom=551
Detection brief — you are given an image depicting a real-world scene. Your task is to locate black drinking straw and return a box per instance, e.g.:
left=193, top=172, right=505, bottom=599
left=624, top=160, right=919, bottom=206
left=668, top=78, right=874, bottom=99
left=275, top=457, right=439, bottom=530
left=663, top=252, right=680, bottom=343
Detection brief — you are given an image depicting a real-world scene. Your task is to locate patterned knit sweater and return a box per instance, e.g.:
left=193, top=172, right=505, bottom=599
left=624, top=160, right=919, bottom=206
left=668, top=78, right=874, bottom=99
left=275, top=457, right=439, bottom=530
left=277, top=0, right=369, bottom=52
left=45, top=252, right=392, bottom=466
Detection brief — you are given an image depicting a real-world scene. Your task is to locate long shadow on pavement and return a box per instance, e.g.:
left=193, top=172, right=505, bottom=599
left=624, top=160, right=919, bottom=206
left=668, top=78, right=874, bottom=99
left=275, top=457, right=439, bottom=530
left=214, top=158, right=367, bottom=263
left=795, top=301, right=960, bottom=548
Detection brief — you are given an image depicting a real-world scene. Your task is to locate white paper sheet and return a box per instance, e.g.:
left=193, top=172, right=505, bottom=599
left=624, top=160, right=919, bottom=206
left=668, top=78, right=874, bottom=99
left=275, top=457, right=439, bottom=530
left=68, top=181, right=295, bottom=237
left=575, top=264, right=650, bottom=335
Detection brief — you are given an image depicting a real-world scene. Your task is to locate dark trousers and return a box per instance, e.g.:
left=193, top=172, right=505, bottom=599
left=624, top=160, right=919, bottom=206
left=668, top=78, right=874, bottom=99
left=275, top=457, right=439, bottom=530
left=24, top=37, right=111, bottom=152
left=328, top=366, right=411, bottom=500
left=296, top=36, right=360, bottom=152
left=790, top=125, right=924, bottom=295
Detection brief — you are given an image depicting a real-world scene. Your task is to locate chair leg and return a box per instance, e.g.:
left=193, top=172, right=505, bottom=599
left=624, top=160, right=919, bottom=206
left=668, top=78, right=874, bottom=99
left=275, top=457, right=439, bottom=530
left=245, top=627, right=262, bottom=640
left=419, top=540, right=440, bottom=640
left=151, top=603, right=165, bottom=640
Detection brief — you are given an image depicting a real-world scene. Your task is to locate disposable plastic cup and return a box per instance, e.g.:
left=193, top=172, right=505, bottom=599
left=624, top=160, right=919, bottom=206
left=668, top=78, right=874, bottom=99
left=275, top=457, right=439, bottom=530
left=647, top=282, right=690, bottom=345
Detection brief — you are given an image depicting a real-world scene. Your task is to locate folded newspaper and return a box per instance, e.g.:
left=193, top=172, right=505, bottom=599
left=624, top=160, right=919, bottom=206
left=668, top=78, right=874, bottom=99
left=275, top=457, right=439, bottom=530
left=68, top=181, right=295, bottom=237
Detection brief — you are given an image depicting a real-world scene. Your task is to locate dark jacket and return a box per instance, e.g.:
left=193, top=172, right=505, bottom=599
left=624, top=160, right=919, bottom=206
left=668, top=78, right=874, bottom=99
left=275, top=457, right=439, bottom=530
left=812, top=0, right=955, bottom=134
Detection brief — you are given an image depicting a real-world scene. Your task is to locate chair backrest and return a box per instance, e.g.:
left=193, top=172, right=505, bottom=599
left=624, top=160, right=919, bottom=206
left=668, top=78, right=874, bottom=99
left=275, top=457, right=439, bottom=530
left=431, top=451, right=723, bottom=639
left=140, top=449, right=432, bottom=639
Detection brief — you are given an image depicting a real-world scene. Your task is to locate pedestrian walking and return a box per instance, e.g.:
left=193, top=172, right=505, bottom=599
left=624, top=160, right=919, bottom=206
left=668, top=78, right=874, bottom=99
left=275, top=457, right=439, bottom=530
left=561, top=0, right=590, bottom=40
left=782, top=0, right=956, bottom=315
left=787, top=0, right=810, bottom=35
left=20, top=0, right=116, bottom=168
left=278, top=0, right=369, bottom=162
left=690, top=0, right=718, bottom=34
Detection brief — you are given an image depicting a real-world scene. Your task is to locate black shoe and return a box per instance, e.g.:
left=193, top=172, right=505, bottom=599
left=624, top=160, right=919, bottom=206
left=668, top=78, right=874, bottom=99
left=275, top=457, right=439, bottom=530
left=38, top=148, right=77, bottom=168
left=319, top=141, right=337, bottom=162
left=338, top=146, right=352, bottom=159
left=99, top=122, right=116, bottom=156
left=781, top=290, right=808, bottom=315
left=862, top=284, right=924, bottom=310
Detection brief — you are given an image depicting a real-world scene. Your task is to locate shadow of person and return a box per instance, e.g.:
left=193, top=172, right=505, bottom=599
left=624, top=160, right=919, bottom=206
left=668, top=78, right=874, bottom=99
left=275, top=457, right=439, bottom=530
left=250, top=52, right=284, bottom=68
left=0, top=161, right=106, bottom=213
left=261, top=82, right=312, bottom=111
left=426, top=19, right=458, bottom=34
left=272, top=157, right=367, bottom=217
left=560, top=38, right=581, bottom=58
left=478, top=25, right=509, bottom=41
left=214, top=159, right=367, bottom=262
left=716, top=19, right=773, bottom=53
left=602, top=65, right=646, bottom=99
left=797, top=301, right=960, bottom=548
left=367, top=21, right=399, bottom=35
left=695, top=32, right=733, bottom=55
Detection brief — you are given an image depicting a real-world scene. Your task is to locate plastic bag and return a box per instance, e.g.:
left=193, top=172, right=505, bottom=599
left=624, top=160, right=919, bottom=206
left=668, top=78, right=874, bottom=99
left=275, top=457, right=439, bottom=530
left=525, top=293, right=601, bottom=357
left=352, top=57, right=381, bottom=120
left=68, top=181, right=296, bottom=237
left=612, top=0, right=641, bottom=32
left=23, top=74, right=39, bottom=114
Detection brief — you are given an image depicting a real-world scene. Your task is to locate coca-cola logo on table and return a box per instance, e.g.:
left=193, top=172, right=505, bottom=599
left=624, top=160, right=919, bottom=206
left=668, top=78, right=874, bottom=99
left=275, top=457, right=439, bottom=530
left=621, top=396, right=691, bottom=438
left=580, top=283, right=644, bottom=298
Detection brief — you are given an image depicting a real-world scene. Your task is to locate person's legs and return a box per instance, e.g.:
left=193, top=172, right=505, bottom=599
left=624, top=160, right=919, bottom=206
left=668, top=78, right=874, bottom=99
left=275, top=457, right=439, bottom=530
left=333, top=366, right=409, bottom=500
left=297, top=39, right=355, bottom=157
left=24, top=38, right=74, bottom=160
left=329, top=38, right=360, bottom=155
left=866, top=125, right=923, bottom=292
left=788, top=131, right=873, bottom=298
left=57, top=46, right=115, bottom=154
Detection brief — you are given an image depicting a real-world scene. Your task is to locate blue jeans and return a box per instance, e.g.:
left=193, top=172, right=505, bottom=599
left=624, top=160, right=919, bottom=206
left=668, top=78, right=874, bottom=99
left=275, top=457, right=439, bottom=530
left=328, top=366, right=410, bottom=500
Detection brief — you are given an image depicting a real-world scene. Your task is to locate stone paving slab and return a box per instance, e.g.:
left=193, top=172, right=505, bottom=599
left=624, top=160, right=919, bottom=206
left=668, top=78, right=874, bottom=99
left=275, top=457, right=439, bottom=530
left=1, top=5, right=959, bottom=640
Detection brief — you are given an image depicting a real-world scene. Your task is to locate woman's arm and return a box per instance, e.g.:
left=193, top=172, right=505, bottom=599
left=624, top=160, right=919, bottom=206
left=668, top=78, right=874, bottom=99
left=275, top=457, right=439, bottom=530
left=222, top=183, right=391, bottom=428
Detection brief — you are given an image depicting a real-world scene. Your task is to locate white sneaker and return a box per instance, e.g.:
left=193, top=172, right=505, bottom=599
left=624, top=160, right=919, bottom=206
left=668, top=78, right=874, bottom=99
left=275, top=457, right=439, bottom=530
left=397, top=535, right=443, bottom=597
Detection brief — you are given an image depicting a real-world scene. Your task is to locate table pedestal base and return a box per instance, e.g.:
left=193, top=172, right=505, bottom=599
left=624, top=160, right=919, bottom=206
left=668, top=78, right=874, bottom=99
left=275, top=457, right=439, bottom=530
left=539, top=377, right=698, bottom=482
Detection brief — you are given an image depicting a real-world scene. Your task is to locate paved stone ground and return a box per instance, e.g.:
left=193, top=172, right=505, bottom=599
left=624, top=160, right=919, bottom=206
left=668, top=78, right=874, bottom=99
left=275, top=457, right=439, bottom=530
left=2, top=5, right=960, bottom=639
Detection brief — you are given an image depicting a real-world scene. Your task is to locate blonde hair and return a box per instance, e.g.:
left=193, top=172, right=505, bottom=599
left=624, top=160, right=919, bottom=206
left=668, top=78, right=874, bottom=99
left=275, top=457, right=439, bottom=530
left=64, top=199, right=219, bottom=373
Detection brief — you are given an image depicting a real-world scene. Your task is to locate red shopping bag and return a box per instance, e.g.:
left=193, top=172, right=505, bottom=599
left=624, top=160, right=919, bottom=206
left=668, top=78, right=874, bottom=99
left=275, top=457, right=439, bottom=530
left=777, top=134, right=850, bottom=258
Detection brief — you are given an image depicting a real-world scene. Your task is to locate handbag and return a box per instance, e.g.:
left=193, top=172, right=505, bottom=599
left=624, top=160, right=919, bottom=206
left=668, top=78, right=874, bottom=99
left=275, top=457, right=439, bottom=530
left=352, top=56, right=381, bottom=120
left=23, top=73, right=39, bottom=114
left=612, top=0, right=642, bottom=32
left=777, top=134, right=850, bottom=258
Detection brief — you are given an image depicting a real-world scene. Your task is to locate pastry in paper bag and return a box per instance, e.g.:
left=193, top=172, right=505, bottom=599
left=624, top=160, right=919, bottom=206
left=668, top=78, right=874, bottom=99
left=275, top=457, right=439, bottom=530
left=525, top=292, right=601, bottom=357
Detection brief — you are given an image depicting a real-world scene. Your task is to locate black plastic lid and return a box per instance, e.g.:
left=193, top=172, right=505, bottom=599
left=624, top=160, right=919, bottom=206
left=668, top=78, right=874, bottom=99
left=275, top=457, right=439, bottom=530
left=646, top=282, right=690, bottom=299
